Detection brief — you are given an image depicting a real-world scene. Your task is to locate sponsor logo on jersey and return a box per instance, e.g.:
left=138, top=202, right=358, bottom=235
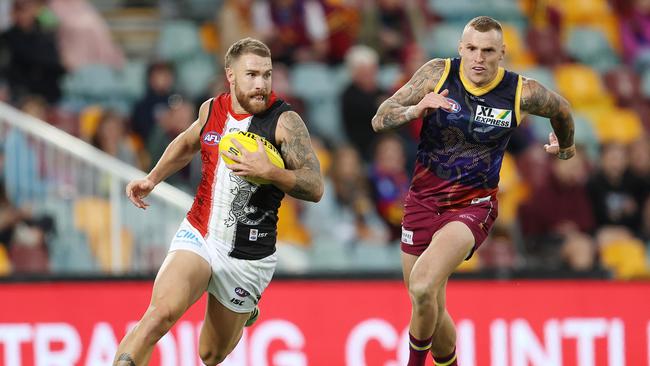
left=474, top=105, right=512, bottom=128
left=458, top=214, right=478, bottom=222
left=401, top=228, right=414, bottom=245
left=230, top=298, right=245, bottom=306
left=203, top=131, right=222, bottom=145
left=442, top=98, right=462, bottom=113
left=249, top=228, right=258, bottom=241
left=235, top=287, right=250, bottom=297
left=175, top=229, right=202, bottom=247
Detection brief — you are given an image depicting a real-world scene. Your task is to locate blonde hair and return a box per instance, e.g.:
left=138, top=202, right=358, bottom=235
left=224, top=37, right=271, bottom=68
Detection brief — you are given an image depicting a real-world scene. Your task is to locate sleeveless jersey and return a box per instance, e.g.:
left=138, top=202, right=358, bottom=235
left=187, top=93, right=289, bottom=260
left=410, top=58, right=523, bottom=208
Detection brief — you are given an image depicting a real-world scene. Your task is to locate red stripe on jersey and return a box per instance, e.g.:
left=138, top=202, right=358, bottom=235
left=187, top=95, right=228, bottom=237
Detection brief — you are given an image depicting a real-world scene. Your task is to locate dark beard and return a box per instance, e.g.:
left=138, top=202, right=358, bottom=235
left=234, top=85, right=269, bottom=114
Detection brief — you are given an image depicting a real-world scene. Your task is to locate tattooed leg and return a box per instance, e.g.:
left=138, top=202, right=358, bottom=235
left=115, top=353, right=136, bottom=366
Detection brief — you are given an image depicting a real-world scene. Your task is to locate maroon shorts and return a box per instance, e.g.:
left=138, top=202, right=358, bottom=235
left=400, top=199, right=498, bottom=259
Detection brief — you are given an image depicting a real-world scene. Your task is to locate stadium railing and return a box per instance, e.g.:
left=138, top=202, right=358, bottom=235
left=0, top=102, right=192, bottom=275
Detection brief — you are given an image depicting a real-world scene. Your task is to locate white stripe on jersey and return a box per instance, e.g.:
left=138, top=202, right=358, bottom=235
left=207, top=114, right=253, bottom=254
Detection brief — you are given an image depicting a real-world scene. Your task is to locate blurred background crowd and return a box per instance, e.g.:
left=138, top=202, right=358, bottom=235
left=1, top=0, right=649, bottom=279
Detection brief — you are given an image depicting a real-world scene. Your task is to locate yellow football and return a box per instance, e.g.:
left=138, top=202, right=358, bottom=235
left=219, top=131, right=285, bottom=185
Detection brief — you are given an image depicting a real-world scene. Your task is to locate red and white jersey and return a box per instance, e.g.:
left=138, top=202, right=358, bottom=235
left=187, top=93, right=290, bottom=260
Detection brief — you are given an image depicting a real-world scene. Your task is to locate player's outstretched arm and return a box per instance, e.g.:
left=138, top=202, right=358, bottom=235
left=125, top=99, right=210, bottom=209
left=270, top=111, right=324, bottom=202
left=520, top=77, right=576, bottom=160
left=371, top=58, right=449, bottom=132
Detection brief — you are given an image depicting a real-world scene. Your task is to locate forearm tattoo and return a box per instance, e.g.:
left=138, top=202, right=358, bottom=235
left=279, top=111, right=323, bottom=201
left=521, top=78, right=575, bottom=149
left=115, top=353, right=136, bottom=366
left=371, top=58, right=446, bottom=131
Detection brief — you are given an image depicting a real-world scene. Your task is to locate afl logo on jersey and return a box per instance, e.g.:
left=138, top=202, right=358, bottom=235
left=442, top=98, right=461, bottom=113
left=203, top=131, right=222, bottom=145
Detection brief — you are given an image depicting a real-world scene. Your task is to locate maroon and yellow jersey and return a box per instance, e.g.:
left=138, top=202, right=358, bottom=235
left=408, top=58, right=523, bottom=208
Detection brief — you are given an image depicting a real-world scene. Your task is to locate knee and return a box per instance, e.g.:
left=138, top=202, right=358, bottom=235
left=408, top=280, right=437, bottom=309
left=200, top=348, right=228, bottom=366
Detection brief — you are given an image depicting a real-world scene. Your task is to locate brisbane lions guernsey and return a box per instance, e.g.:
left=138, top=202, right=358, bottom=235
left=410, top=58, right=523, bottom=208
left=187, top=93, right=289, bottom=260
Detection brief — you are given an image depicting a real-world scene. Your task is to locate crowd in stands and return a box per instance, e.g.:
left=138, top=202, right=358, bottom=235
left=1, top=0, right=650, bottom=278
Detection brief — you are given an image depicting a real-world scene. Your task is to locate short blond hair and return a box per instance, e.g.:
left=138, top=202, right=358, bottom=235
left=224, top=38, right=271, bottom=68
left=464, top=16, right=503, bottom=34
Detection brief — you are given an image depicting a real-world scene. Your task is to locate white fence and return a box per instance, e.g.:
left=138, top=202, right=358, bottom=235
left=0, top=102, right=192, bottom=274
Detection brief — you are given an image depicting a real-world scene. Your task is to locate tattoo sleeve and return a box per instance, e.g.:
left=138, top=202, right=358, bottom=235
left=520, top=77, right=575, bottom=149
left=279, top=111, right=323, bottom=202
left=371, top=58, right=445, bottom=132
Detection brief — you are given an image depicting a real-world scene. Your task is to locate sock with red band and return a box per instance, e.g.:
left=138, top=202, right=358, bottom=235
left=407, top=333, right=432, bottom=366
left=433, top=347, right=458, bottom=366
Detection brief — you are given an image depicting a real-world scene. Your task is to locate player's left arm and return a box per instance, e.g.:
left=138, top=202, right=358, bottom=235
left=520, top=77, right=576, bottom=160
left=270, top=111, right=324, bottom=202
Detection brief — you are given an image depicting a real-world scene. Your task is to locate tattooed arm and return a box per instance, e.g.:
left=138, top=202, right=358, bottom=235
left=222, top=111, right=323, bottom=201
left=371, top=58, right=449, bottom=132
left=520, top=77, right=576, bottom=160
left=270, top=111, right=324, bottom=202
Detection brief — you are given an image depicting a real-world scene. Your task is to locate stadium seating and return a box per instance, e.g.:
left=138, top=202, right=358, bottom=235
left=377, top=64, right=402, bottom=92
left=73, top=197, right=134, bottom=272
left=554, top=64, right=613, bottom=109
left=588, top=107, right=644, bottom=144
left=156, top=20, right=202, bottom=61
left=603, top=66, right=643, bottom=107
left=428, top=0, right=523, bottom=22
left=0, top=245, right=11, bottom=276
left=526, top=26, right=569, bottom=67
left=517, top=66, right=556, bottom=91
left=116, top=59, right=147, bottom=102
left=565, top=26, right=619, bottom=72
left=549, top=0, right=611, bottom=25
left=600, top=238, right=650, bottom=279
left=176, top=52, right=217, bottom=99
left=290, top=63, right=344, bottom=142
left=423, top=22, right=466, bottom=59
left=49, top=232, right=97, bottom=273
left=497, top=153, right=528, bottom=226
left=502, top=24, right=534, bottom=69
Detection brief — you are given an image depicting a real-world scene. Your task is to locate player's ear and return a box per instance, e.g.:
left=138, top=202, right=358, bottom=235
left=500, top=44, right=506, bottom=61
left=225, top=67, right=235, bottom=85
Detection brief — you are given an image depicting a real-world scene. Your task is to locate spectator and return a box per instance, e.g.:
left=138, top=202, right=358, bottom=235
left=131, top=61, right=176, bottom=144
left=216, top=0, right=273, bottom=58
left=0, top=182, right=53, bottom=274
left=359, top=0, right=420, bottom=64
left=91, top=110, right=138, bottom=167
left=368, top=133, right=409, bottom=242
left=304, top=145, right=389, bottom=247
left=341, top=45, right=386, bottom=162
left=259, top=0, right=329, bottom=65
left=587, top=142, right=645, bottom=234
left=518, top=150, right=597, bottom=270
left=618, top=0, right=650, bottom=65
left=321, top=0, right=360, bottom=63
left=49, top=0, right=124, bottom=71
left=146, top=96, right=200, bottom=192
left=0, top=0, right=65, bottom=103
